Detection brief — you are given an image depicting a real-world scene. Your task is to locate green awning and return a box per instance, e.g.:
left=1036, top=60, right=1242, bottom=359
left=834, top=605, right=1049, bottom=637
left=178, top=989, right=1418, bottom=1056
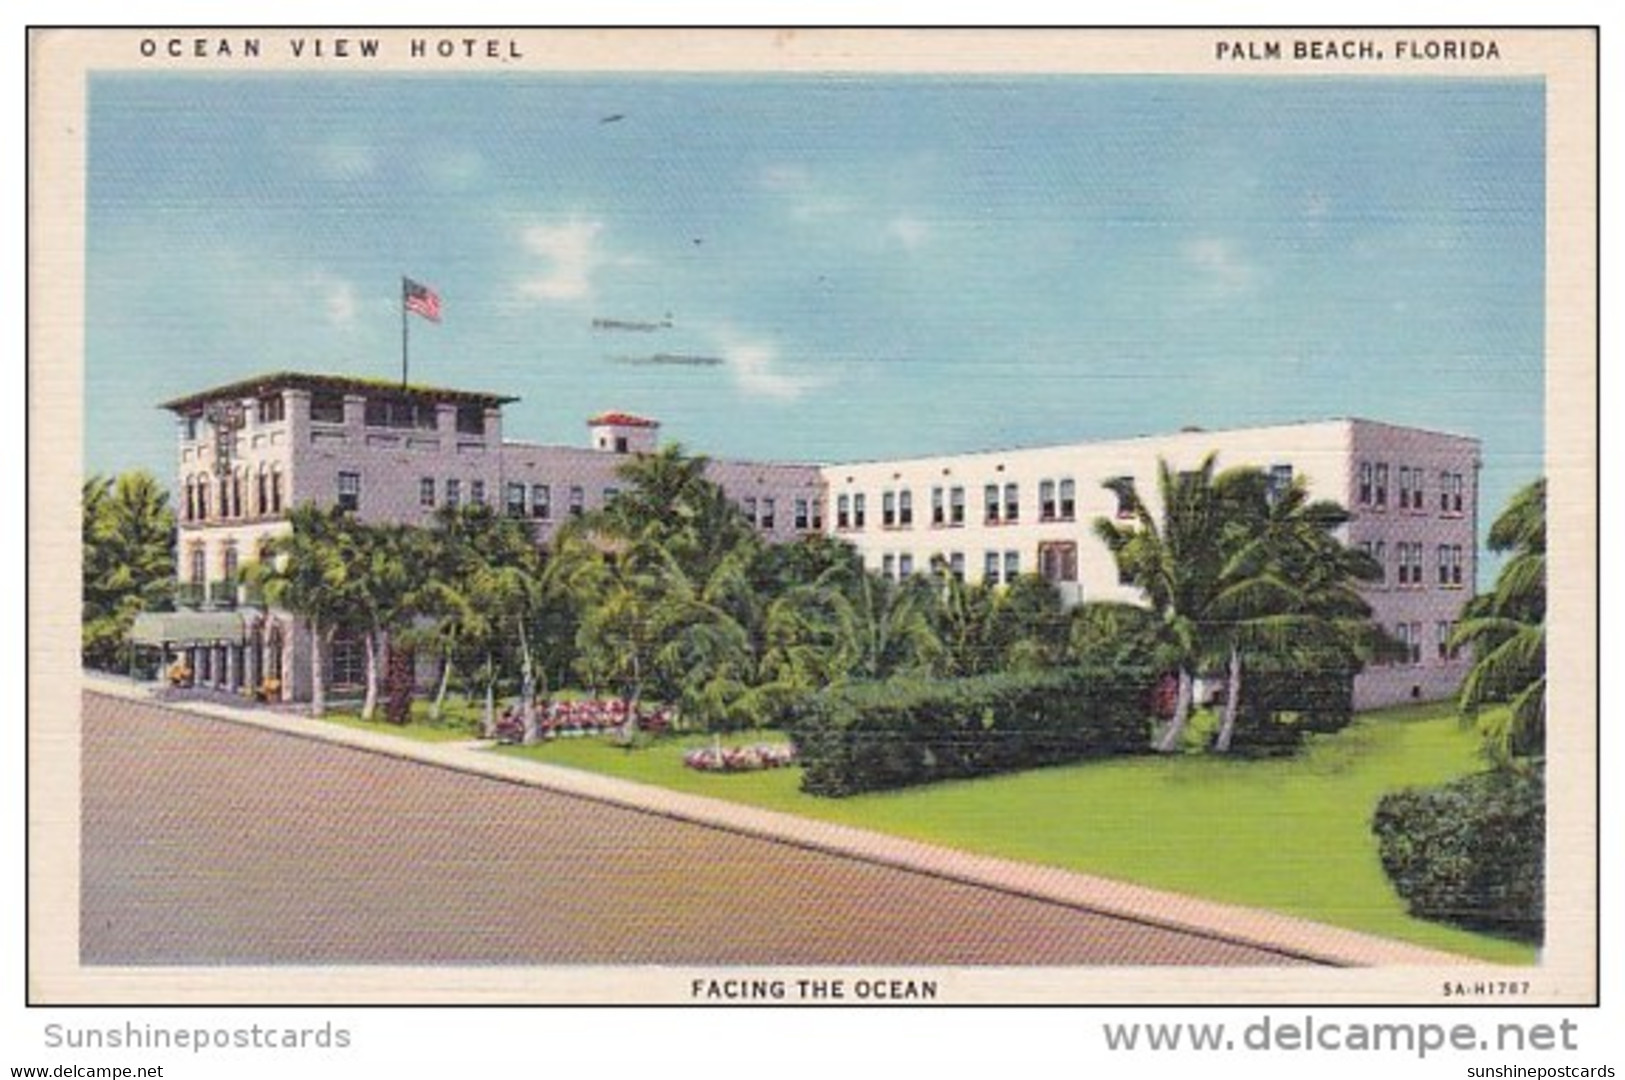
left=129, top=610, right=249, bottom=647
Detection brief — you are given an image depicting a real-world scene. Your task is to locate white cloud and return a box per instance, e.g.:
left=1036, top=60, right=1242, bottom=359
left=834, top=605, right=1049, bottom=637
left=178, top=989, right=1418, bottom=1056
left=711, top=327, right=820, bottom=402
left=886, top=215, right=930, bottom=252
left=312, top=140, right=375, bottom=181
left=1183, top=237, right=1259, bottom=299
left=307, top=271, right=358, bottom=326
left=518, top=219, right=605, bottom=303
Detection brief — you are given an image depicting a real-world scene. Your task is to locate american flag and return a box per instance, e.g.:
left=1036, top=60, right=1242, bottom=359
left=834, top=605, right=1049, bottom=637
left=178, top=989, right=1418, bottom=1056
left=403, top=277, right=442, bottom=323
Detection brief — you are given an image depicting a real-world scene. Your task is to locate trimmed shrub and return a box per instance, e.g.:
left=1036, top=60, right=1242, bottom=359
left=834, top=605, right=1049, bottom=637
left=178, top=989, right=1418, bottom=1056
left=1227, top=662, right=1357, bottom=753
left=789, top=666, right=1155, bottom=797
left=1371, top=768, right=1544, bottom=943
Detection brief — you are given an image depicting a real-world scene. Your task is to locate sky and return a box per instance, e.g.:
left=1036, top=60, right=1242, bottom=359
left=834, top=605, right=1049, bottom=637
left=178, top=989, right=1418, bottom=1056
left=85, top=74, right=1545, bottom=535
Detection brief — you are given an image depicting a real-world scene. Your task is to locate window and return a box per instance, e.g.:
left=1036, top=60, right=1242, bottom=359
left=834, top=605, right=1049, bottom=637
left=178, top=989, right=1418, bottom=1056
left=189, top=546, right=206, bottom=585
left=837, top=494, right=851, bottom=530
left=1039, top=480, right=1056, bottom=521
left=898, top=553, right=914, bottom=578
left=1395, top=622, right=1410, bottom=666
left=257, top=394, right=285, bottom=424
left=222, top=543, right=239, bottom=581
left=1398, top=466, right=1413, bottom=510
left=337, top=471, right=361, bottom=513
left=811, top=499, right=823, bottom=530
left=1268, top=464, right=1294, bottom=503
left=455, top=405, right=486, bottom=436
left=1439, top=472, right=1466, bottom=515
left=1059, top=478, right=1076, bottom=521
left=1410, top=467, right=1426, bottom=512
left=470, top=480, right=486, bottom=506
left=1409, top=621, right=1423, bottom=666
left=603, top=487, right=620, bottom=504
left=984, top=484, right=1000, bottom=524
left=1436, top=621, right=1453, bottom=662
left=1112, top=477, right=1136, bottom=520
left=181, top=415, right=200, bottom=442
left=365, top=397, right=427, bottom=430
left=1004, top=550, right=1020, bottom=582
left=882, top=491, right=896, bottom=528
left=882, top=554, right=896, bottom=581
left=794, top=498, right=810, bottom=531
left=569, top=486, right=585, bottom=517
left=984, top=551, right=1001, bottom=586
left=949, top=486, right=965, bottom=526
left=931, top=487, right=945, bottom=526
left=948, top=552, right=965, bottom=582
left=853, top=493, right=866, bottom=529
left=446, top=479, right=462, bottom=508
left=898, top=489, right=912, bottom=527
left=744, top=497, right=759, bottom=526
left=421, top=477, right=436, bottom=508
left=531, top=484, right=551, bottom=520
left=1004, top=483, right=1020, bottom=523
left=1437, top=545, right=1450, bottom=586
left=506, top=482, right=526, bottom=518
left=1374, top=463, right=1389, bottom=508
left=761, top=497, right=776, bottom=530
left=258, top=469, right=270, bottom=515
left=1373, top=540, right=1387, bottom=584
left=1038, top=541, right=1078, bottom=583
left=310, top=391, right=345, bottom=424
left=1359, top=462, right=1373, bottom=506
left=615, top=436, right=629, bottom=454
left=1445, top=545, right=1464, bottom=587
left=269, top=467, right=282, bottom=514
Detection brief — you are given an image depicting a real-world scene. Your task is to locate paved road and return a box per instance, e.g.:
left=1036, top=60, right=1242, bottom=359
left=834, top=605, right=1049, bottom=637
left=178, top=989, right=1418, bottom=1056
left=81, top=692, right=1311, bottom=967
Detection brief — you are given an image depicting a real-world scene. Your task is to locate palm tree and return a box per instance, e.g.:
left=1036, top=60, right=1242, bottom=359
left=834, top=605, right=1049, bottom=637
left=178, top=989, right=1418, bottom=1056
left=82, top=470, right=176, bottom=671
left=259, top=505, right=355, bottom=718
left=1451, top=478, right=1545, bottom=761
left=1207, top=473, right=1379, bottom=752
left=1093, top=455, right=1251, bottom=752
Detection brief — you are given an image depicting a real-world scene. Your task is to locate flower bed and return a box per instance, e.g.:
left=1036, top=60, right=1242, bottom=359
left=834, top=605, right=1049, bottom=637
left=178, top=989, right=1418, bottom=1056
left=683, top=743, right=798, bottom=773
left=493, top=699, right=674, bottom=744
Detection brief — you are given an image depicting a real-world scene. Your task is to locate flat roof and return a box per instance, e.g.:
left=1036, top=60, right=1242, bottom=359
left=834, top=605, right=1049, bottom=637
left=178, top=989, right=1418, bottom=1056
left=160, top=372, right=518, bottom=413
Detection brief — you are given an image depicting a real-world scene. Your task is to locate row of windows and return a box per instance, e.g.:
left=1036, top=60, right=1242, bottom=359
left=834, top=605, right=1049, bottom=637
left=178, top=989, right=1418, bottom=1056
left=1386, top=621, right=1463, bottom=666
left=310, top=392, right=487, bottom=436
left=837, top=478, right=1087, bottom=532
left=1357, top=540, right=1467, bottom=588
left=739, top=495, right=823, bottom=532
left=872, top=542, right=1082, bottom=587
left=181, top=468, right=284, bottom=522
left=1357, top=462, right=1467, bottom=515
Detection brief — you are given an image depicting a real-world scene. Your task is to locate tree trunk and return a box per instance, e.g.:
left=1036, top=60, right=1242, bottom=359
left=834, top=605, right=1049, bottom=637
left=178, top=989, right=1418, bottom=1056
left=519, top=621, right=539, bottom=745
left=481, top=652, right=496, bottom=739
left=1155, top=667, right=1194, bottom=753
left=309, top=621, right=328, bottom=718
left=360, top=629, right=380, bottom=721
left=430, top=645, right=453, bottom=723
left=1214, top=645, right=1243, bottom=753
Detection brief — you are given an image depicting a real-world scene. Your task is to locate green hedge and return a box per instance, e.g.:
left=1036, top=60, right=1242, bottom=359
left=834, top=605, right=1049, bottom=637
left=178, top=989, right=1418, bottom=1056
left=789, top=667, right=1155, bottom=797
left=1371, top=768, right=1544, bottom=943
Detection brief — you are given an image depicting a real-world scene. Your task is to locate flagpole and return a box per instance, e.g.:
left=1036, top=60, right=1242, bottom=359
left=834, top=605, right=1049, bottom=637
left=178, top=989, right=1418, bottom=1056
left=401, top=276, right=409, bottom=389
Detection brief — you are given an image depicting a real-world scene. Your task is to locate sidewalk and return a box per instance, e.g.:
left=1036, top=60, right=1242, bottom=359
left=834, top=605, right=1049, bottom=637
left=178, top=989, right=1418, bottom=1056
left=83, top=672, right=1483, bottom=969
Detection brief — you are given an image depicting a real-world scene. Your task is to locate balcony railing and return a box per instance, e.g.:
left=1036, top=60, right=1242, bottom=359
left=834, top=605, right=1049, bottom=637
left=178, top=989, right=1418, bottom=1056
left=174, top=582, right=205, bottom=609
left=207, top=581, right=239, bottom=609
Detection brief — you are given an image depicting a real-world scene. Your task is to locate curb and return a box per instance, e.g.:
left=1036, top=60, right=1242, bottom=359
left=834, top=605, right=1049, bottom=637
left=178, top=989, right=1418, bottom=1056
left=83, top=674, right=1484, bottom=969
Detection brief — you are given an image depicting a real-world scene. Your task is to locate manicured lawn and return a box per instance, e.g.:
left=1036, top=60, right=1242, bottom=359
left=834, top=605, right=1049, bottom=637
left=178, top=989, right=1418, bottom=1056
left=318, top=699, right=484, bottom=744
left=496, top=702, right=1536, bottom=964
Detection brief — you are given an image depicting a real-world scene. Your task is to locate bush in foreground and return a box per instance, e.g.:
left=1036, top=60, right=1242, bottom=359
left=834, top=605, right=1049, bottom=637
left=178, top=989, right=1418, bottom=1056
left=1371, top=767, right=1544, bottom=943
left=789, top=666, right=1154, bottom=797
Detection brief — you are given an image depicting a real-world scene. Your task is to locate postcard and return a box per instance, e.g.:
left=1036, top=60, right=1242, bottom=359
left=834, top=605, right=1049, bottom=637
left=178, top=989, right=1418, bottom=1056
left=28, top=27, right=1597, bottom=1008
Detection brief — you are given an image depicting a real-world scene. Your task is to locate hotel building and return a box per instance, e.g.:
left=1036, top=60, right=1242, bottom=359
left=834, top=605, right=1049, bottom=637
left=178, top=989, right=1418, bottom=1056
left=132, top=371, right=1478, bottom=712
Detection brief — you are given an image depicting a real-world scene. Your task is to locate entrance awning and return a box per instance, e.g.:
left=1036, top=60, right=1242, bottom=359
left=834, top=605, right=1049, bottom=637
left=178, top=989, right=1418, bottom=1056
left=129, top=610, right=250, bottom=647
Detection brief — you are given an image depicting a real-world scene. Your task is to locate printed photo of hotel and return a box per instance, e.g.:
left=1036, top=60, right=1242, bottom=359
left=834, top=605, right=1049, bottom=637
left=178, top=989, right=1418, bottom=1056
left=132, top=371, right=1480, bottom=713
